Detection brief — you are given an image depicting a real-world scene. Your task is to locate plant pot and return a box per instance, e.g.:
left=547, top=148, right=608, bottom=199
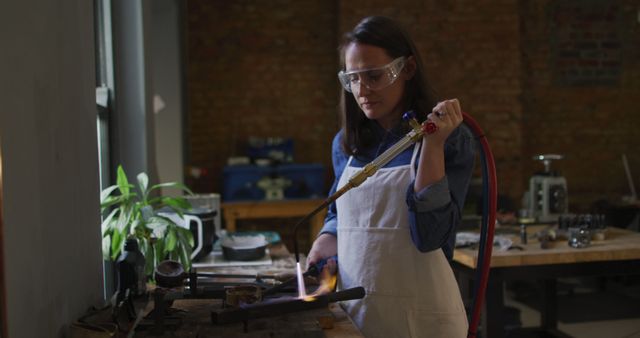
left=154, top=260, right=185, bottom=288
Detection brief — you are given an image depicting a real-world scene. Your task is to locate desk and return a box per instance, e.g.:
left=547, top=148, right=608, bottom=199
left=453, top=226, right=640, bottom=338
left=222, top=199, right=327, bottom=244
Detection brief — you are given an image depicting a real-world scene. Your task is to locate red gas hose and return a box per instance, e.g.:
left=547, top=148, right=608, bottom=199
left=462, top=112, right=498, bottom=338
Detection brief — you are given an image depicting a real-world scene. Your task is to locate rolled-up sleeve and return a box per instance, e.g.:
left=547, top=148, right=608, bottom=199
left=406, top=126, right=476, bottom=259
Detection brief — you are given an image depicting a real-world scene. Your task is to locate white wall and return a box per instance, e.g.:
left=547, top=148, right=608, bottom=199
left=0, top=1, right=104, bottom=337
left=151, top=0, right=185, bottom=195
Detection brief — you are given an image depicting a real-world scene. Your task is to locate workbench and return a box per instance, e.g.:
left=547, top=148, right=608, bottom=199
left=453, top=226, right=640, bottom=338
left=134, top=244, right=362, bottom=337
left=221, top=199, right=327, bottom=244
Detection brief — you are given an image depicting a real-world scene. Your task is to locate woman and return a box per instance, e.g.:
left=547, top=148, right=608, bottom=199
left=306, top=16, right=475, bottom=337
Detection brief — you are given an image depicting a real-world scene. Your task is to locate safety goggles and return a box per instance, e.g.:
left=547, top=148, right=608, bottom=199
left=338, top=56, right=406, bottom=93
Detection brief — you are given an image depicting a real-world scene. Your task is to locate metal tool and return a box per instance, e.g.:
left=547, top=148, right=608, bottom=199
left=525, top=154, right=568, bottom=222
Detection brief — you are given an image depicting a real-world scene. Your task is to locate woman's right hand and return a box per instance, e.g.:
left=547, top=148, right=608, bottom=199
left=306, top=233, right=337, bottom=274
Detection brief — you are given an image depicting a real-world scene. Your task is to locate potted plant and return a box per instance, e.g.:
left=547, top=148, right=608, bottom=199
left=100, top=165, right=195, bottom=276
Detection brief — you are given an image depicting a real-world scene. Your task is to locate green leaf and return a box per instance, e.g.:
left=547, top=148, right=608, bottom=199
left=146, top=216, right=170, bottom=238
left=139, top=237, right=149, bottom=257
left=129, top=218, right=140, bottom=235
left=176, top=227, right=193, bottom=272
left=175, top=226, right=194, bottom=248
left=182, top=227, right=195, bottom=248
left=147, top=196, right=187, bottom=211
left=115, top=205, right=132, bottom=232
left=150, top=182, right=194, bottom=195
left=154, top=240, right=165, bottom=268
left=165, top=228, right=177, bottom=252
left=169, top=251, right=178, bottom=261
left=116, top=165, right=130, bottom=195
left=140, top=205, right=154, bottom=221
left=178, top=240, right=191, bottom=272
left=138, top=237, right=152, bottom=276
left=101, top=208, right=118, bottom=236
left=110, top=229, right=123, bottom=261
left=173, top=196, right=192, bottom=209
left=161, top=197, right=191, bottom=212
left=100, top=195, right=121, bottom=211
left=102, top=235, right=111, bottom=261
left=100, top=185, right=120, bottom=204
left=137, top=172, right=149, bottom=199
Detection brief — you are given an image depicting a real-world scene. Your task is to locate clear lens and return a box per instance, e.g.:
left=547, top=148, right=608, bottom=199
left=338, top=57, right=406, bottom=93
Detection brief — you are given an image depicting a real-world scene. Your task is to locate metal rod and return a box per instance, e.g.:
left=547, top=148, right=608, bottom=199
left=195, top=272, right=278, bottom=280
left=211, top=287, right=366, bottom=324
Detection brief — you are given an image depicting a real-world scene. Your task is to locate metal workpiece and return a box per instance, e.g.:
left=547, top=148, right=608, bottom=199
left=211, top=287, right=366, bottom=324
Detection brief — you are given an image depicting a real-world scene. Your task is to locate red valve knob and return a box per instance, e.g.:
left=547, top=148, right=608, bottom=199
left=423, top=121, right=438, bottom=134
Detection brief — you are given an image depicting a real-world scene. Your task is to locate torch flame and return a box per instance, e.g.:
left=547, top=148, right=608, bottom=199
left=301, top=265, right=337, bottom=302
left=295, top=262, right=307, bottom=299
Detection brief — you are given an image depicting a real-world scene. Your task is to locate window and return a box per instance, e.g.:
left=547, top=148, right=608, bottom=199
left=95, top=0, right=115, bottom=298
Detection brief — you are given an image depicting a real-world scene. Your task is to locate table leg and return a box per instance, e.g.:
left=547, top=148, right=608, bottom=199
left=224, top=210, right=237, bottom=233
left=482, top=278, right=505, bottom=338
left=540, top=279, right=557, bottom=330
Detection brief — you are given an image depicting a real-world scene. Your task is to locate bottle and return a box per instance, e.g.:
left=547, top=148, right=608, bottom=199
left=117, top=238, right=147, bottom=297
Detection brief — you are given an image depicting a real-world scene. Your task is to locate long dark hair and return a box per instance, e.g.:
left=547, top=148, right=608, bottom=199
left=339, top=16, right=437, bottom=155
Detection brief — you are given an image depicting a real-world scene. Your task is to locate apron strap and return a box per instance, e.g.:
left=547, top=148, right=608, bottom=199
left=346, top=155, right=355, bottom=168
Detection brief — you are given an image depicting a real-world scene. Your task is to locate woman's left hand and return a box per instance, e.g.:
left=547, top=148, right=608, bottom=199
left=425, top=98, right=463, bottom=146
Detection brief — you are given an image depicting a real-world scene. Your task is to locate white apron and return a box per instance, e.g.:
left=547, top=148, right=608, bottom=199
left=336, top=143, right=468, bottom=338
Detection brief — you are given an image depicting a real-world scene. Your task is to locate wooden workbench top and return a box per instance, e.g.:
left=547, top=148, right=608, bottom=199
left=454, top=226, right=640, bottom=268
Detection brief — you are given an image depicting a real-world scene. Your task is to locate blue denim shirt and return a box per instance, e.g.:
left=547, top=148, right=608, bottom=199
left=319, top=122, right=476, bottom=260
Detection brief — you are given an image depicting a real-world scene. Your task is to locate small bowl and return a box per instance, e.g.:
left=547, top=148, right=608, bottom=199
left=154, top=260, right=185, bottom=288
left=221, top=235, right=268, bottom=261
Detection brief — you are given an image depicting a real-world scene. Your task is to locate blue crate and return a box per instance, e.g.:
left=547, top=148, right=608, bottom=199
left=247, top=138, right=294, bottom=163
left=279, top=164, right=325, bottom=199
left=222, top=164, right=326, bottom=201
left=222, top=165, right=273, bottom=201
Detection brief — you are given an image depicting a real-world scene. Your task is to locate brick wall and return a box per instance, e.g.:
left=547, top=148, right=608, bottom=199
left=520, top=0, right=640, bottom=210
left=185, top=0, right=340, bottom=193
left=186, top=0, right=640, bottom=214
